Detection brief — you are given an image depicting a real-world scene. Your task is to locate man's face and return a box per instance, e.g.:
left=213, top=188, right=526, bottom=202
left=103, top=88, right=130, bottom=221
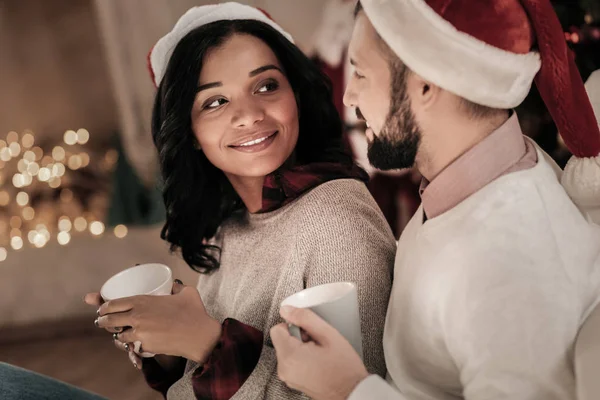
left=344, top=12, right=422, bottom=170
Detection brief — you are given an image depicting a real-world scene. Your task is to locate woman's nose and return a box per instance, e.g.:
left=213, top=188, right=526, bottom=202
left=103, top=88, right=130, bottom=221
left=231, top=101, right=265, bottom=128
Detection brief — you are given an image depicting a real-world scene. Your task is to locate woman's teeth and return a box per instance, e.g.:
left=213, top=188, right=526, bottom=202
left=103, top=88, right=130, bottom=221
left=239, top=135, right=271, bottom=147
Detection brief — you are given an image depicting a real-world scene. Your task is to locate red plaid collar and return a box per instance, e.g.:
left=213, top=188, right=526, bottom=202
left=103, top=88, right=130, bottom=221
left=260, top=162, right=368, bottom=213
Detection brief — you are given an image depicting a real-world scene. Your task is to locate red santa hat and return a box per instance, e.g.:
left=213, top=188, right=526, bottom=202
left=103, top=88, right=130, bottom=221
left=360, top=0, right=600, bottom=214
left=148, top=2, right=294, bottom=88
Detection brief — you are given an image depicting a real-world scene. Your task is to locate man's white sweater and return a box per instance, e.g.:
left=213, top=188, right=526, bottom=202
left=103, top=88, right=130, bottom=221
left=350, top=147, right=600, bottom=399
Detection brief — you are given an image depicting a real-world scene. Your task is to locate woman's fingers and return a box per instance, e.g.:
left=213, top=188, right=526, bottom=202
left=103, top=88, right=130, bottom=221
left=115, top=328, right=138, bottom=344
left=113, top=339, right=141, bottom=369
left=84, top=292, right=103, bottom=307
left=128, top=350, right=142, bottom=370
left=95, top=312, right=132, bottom=330
left=104, top=326, right=124, bottom=334
left=113, top=338, right=133, bottom=353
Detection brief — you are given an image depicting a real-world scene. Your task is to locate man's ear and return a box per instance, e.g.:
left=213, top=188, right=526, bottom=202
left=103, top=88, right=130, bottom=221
left=410, top=74, right=440, bottom=110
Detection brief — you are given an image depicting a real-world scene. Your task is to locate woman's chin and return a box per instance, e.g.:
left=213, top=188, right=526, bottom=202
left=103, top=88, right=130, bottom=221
left=225, top=161, right=284, bottom=181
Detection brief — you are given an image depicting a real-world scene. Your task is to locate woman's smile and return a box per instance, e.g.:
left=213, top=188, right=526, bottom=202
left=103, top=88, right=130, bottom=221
left=228, top=130, right=279, bottom=153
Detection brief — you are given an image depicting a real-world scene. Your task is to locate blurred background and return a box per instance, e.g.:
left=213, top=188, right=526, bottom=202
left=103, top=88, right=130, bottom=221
left=0, top=0, right=598, bottom=399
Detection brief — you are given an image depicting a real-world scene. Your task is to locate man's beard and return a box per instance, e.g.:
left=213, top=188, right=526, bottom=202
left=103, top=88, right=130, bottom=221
left=366, top=66, right=422, bottom=171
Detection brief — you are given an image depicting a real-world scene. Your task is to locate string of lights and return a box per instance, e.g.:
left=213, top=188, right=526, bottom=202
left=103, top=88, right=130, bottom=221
left=0, top=129, right=126, bottom=262
left=564, top=12, right=600, bottom=44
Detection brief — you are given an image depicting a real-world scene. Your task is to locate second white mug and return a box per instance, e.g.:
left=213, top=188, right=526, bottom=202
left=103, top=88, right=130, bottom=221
left=281, top=281, right=363, bottom=359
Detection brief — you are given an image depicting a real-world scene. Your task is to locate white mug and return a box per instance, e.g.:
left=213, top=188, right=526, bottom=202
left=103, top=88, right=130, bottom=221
left=281, top=282, right=363, bottom=359
left=100, top=263, right=173, bottom=357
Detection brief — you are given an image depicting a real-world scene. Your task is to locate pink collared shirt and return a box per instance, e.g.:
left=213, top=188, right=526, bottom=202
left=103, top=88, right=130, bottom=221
left=420, top=113, right=538, bottom=219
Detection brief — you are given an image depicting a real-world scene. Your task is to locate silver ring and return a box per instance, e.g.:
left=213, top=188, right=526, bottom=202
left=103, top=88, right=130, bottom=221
left=112, top=333, right=118, bottom=341
left=124, top=343, right=130, bottom=352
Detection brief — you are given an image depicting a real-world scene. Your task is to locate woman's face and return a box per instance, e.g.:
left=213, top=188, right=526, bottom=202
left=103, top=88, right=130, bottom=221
left=191, top=33, right=299, bottom=181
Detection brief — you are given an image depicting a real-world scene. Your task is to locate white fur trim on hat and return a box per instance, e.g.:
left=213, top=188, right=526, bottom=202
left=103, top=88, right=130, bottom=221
left=360, top=0, right=541, bottom=109
left=561, top=155, right=600, bottom=223
left=561, top=69, right=600, bottom=224
left=150, top=2, right=294, bottom=87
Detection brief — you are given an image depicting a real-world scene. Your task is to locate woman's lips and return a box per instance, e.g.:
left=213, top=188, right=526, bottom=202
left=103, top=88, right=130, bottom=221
left=229, top=131, right=278, bottom=153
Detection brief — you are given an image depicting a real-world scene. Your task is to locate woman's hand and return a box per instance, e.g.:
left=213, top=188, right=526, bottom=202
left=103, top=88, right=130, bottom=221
left=84, top=291, right=140, bottom=368
left=113, top=333, right=143, bottom=369
left=95, top=282, right=222, bottom=363
left=84, top=292, right=123, bottom=333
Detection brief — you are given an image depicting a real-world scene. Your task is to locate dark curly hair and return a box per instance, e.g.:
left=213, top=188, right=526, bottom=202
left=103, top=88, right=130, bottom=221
left=152, top=19, right=353, bottom=274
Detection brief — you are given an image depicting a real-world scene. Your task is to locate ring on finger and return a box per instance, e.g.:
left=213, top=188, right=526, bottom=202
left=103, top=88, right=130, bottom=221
left=124, top=343, right=130, bottom=352
left=113, top=332, right=119, bottom=341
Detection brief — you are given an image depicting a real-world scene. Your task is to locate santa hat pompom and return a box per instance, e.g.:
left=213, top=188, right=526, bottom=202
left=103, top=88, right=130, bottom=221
left=561, top=70, right=600, bottom=223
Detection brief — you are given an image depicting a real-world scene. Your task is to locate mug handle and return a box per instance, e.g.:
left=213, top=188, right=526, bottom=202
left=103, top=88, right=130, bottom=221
left=287, top=323, right=312, bottom=342
left=287, top=323, right=302, bottom=340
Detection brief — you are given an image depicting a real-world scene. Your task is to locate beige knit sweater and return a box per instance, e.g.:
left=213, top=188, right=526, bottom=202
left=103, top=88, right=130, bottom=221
left=166, top=179, right=396, bottom=399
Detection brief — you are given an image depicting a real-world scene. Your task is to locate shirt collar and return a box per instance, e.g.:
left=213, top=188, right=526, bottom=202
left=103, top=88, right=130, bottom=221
left=420, top=112, right=527, bottom=219
left=260, top=162, right=368, bottom=213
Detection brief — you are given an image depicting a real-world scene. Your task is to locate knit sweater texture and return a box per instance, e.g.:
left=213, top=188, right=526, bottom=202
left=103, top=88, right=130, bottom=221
left=167, top=179, right=396, bottom=399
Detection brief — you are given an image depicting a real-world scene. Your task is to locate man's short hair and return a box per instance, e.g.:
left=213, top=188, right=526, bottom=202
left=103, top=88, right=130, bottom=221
left=460, top=99, right=504, bottom=120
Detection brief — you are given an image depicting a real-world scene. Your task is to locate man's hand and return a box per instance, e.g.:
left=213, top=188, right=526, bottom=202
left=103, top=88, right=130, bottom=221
left=270, top=306, right=369, bottom=400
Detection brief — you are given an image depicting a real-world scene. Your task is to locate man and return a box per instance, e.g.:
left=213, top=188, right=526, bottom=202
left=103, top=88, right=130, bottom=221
left=270, top=0, right=600, bottom=399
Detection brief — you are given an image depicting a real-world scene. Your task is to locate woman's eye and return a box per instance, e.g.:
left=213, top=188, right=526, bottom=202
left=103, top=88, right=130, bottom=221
left=256, top=80, right=279, bottom=93
left=353, top=70, right=365, bottom=80
left=204, top=98, right=227, bottom=109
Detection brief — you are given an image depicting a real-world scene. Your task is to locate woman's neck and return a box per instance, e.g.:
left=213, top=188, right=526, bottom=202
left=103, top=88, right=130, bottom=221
left=226, top=174, right=266, bottom=213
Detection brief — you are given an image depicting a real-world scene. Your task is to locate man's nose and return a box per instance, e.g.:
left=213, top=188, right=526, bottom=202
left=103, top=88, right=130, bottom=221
left=343, top=79, right=357, bottom=108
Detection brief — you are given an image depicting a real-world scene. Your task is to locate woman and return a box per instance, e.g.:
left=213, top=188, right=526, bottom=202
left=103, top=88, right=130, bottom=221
left=0, top=3, right=395, bottom=400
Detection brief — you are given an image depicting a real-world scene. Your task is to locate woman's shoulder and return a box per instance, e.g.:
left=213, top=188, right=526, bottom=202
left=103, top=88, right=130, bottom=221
left=293, top=178, right=394, bottom=241
left=294, top=178, right=376, bottom=211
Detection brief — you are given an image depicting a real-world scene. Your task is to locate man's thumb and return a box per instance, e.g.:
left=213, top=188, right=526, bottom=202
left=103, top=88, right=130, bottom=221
left=280, top=306, right=338, bottom=345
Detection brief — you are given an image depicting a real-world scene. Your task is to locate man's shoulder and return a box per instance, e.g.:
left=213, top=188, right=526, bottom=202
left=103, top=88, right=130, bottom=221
left=437, top=161, right=581, bottom=238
